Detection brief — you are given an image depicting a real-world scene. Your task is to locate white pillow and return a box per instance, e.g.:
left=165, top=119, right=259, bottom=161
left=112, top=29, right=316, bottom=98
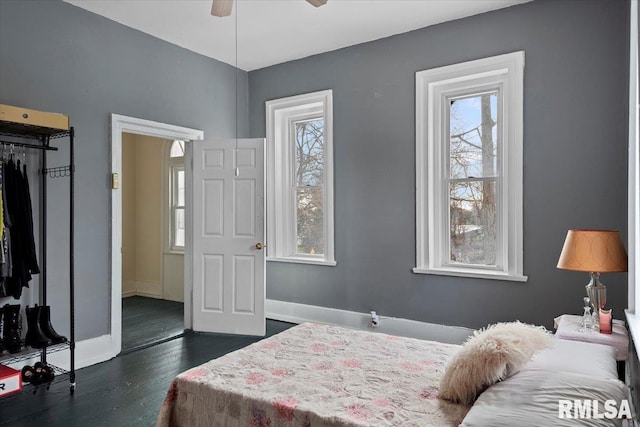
left=525, top=337, right=618, bottom=380
left=460, top=370, right=627, bottom=427
left=439, top=321, right=554, bottom=405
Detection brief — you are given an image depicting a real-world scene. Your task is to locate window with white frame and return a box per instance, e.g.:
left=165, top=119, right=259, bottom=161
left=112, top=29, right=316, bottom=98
left=414, top=52, right=526, bottom=281
left=169, top=140, right=185, bottom=251
left=266, top=90, right=335, bottom=266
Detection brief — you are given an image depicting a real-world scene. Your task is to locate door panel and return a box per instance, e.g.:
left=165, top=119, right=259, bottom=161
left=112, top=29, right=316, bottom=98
left=191, top=139, right=265, bottom=336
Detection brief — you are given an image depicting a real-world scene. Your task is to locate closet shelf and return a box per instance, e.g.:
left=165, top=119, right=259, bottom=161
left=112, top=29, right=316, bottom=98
left=0, top=364, right=71, bottom=399
left=0, top=120, right=71, bottom=140
left=0, top=342, right=71, bottom=365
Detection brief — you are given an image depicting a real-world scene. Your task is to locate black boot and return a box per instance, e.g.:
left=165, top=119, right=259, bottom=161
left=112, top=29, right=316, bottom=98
left=39, top=306, right=67, bottom=344
left=25, top=305, right=51, bottom=349
left=2, top=304, right=23, bottom=353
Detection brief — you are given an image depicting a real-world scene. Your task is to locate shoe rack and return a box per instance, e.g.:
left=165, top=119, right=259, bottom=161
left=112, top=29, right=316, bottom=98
left=0, top=105, right=75, bottom=395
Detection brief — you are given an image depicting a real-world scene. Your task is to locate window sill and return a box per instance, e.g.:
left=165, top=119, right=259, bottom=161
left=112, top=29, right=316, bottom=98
left=412, top=267, right=528, bottom=282
left=164, top=250, right=185, bottom=256
left=268, top=257, right=337, bottom=267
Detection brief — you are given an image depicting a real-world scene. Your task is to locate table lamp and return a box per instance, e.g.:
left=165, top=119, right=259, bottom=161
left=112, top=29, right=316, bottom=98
left=557, top=229, right=628, bottom=317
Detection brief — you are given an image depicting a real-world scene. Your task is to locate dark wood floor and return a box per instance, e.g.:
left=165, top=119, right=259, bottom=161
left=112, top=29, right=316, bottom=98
left=0, top=320, right=294, bottom=427
left=122, top=296, right=185, bottom=352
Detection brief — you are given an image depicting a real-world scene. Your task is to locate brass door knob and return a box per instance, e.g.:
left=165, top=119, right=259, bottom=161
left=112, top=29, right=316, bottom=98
left=255, top=243, right=263, bottom=250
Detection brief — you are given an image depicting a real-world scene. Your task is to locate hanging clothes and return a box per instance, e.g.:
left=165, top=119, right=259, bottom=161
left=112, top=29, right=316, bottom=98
left=0, top=155, right=39, bottom=299
left=0, top=161, right=10, bottom=298
left=21, top=161, right=39, bottom=275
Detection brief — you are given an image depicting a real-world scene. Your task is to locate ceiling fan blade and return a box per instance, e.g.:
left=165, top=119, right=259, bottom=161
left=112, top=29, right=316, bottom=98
left=211, top=0, right=233, bottom=17
left=306, top=0, right=328, bottom=7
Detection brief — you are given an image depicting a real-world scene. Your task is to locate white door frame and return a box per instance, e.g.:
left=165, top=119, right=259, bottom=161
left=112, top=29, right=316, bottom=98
left=110, top=114, right=203, bottom=356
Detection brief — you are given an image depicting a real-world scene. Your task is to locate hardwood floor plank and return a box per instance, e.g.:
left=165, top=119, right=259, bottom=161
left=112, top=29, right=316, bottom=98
left=122, top=296, right=184, bottom=352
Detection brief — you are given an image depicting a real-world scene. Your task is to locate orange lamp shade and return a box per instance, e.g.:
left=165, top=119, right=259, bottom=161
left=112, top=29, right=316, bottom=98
left=557, top=230, right=628, bottom=273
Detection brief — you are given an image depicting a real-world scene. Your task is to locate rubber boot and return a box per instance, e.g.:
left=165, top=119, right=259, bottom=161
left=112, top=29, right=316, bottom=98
left=25, top=305, right=51, bottom=349
left=2, top=304, right=23, bottom=353
left=39, top=306, right=67, bottom=344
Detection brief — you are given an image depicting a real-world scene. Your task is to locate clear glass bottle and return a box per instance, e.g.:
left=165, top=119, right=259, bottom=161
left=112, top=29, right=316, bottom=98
left=580, top=297, right=593, bottom=333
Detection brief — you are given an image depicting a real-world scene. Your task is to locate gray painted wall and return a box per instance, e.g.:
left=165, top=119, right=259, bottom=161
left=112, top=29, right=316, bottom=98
left=0, top=0, right=629, bottom=342
left=250, top=0, right=630, bottom=329
left=0, top=0, right=249, bottom=340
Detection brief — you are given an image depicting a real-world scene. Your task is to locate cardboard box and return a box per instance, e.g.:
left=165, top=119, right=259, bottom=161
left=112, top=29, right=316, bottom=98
left=0, top=364, right=22, bottom=397
left=0, top=104, right=69, bottom=131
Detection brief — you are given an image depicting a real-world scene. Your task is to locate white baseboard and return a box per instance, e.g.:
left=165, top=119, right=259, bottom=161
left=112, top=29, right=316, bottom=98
left=122, top=281, right=161, bottom=299
left=132, top=291, right=163, bottom=299
left=134, top=281, right=162, bottom=298
left=121, top=291, right=164, bottom=299
left=122, top=280, right=137, bottom=296
left=266, top=299, right=473, bottom=345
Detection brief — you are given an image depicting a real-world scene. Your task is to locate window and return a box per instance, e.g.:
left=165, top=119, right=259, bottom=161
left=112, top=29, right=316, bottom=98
left=266, top=90, right=335, bottom=266
left=169, top=140, right=185, bottom=251
left=414, top=52, right=526, bottom=281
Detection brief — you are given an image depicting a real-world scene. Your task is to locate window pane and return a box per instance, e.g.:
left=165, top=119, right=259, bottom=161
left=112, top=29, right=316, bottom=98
left=449, top=180, right=496, bottom=266
left=295, top=119, right=324, bottom=186
left=177, top=169, right=185, bottom=206
left=175, top=208, right=185, bottom=247
left=296, top=187, right=324, bottom=255
left=170, top=140, right=185, bottom=158
left=449, top=93, right=498, bottom=179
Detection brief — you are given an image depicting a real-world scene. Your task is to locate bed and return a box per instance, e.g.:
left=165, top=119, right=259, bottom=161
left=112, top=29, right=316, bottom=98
left=157, top=322, right=629, bottom=427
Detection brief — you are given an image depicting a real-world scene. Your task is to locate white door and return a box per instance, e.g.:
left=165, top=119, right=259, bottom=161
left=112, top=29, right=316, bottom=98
left=191, top=139, right=266, bottom=336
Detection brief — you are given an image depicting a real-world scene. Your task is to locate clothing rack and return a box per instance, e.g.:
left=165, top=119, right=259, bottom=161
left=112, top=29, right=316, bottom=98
left=0, top=140, right=58, bottom=151
left=0, top=120, right=75, bottom=394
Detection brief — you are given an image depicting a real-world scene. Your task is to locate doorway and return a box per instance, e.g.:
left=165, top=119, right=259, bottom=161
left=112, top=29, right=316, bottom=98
left=110, top=114, right=203, bottom=356
left=120, top=133, right=185, bottom=352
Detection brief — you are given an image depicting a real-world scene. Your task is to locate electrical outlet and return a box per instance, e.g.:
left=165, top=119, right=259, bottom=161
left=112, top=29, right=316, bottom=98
left=370, top=311, right=380, bottom=328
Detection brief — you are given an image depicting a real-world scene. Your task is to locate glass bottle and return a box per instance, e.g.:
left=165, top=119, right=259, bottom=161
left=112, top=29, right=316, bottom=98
left=580, top=297, right=593, bottom=333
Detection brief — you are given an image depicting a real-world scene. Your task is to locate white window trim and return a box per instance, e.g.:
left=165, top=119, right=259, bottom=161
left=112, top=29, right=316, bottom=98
left=266, top=90, right=336, bottom=266
left=169, top=163, right=185, bottom=252
left=414, top=51, right=527, bottom=282
left=166, top=140, right=186, bottom=253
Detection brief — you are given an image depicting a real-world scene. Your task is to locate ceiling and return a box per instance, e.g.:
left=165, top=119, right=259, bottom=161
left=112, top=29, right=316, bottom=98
left=64, top=0, right=532, bottom=71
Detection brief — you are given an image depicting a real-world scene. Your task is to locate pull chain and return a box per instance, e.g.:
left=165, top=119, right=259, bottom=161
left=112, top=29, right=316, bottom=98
left=234, top=0, right=239, bottom=176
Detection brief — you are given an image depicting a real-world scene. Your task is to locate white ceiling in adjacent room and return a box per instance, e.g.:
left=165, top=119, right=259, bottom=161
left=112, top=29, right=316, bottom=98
left=64, top=0, right=532, bottom=71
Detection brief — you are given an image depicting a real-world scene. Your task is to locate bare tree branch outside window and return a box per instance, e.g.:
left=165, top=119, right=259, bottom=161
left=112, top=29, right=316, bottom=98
left=449, top=93, right=498, bottom=266
left=295, top=119, right=325, bottom=255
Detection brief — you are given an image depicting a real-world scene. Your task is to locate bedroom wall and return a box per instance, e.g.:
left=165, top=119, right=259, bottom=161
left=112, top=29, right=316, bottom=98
left=133, top=135, right=163, bottom=298
left=0, top=0, right=249, bottom=341
left=249, top=0, right=630, bottom=329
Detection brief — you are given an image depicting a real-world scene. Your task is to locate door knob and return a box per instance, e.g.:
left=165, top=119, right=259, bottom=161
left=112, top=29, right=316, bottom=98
left=255, top=243, right=263, bottom=250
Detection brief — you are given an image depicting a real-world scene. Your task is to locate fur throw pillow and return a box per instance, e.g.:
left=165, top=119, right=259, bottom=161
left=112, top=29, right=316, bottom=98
left=439, top=321, right=554, bottom=405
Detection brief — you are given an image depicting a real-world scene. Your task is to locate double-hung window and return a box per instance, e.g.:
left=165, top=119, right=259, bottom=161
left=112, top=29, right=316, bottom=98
left=169, top=140, right=185, bottom=251
left=266, top=90, right=335, bottom=266
left=414, top=52, right=526, bottom=281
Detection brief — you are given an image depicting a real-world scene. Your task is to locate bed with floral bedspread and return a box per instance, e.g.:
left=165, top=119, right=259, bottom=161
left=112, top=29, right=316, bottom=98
left=156, top=323, right=469, bottom=427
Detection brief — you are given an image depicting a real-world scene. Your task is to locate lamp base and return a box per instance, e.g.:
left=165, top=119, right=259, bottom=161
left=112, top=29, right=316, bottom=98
left=585, top=272, right=607, bottom=320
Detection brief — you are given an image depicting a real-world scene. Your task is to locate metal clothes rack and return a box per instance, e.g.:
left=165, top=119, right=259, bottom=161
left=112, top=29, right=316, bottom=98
left=0, top=120, right=75, bottom=394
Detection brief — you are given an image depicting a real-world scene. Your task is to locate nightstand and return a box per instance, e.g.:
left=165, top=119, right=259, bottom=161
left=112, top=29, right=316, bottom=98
left=554, top=314, right=629, bottom=379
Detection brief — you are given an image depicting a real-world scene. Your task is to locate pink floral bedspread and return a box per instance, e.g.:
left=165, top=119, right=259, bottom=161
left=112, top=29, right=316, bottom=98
left=156, top=323, right=468, bottom=427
